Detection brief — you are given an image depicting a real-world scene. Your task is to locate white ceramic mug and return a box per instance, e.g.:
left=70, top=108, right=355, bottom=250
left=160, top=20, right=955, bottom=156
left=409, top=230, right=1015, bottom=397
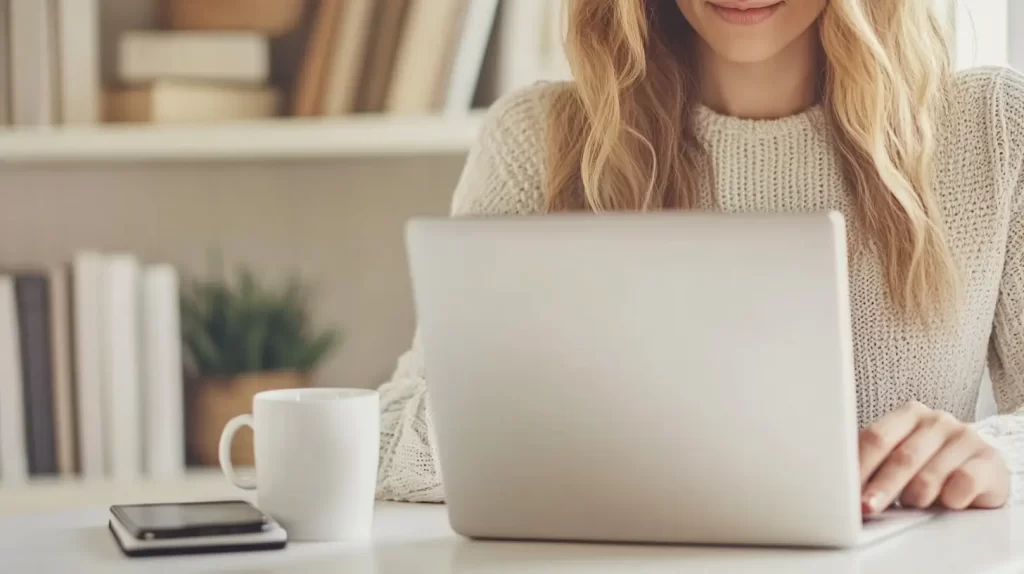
left=219, top=387, right=380, bottom=541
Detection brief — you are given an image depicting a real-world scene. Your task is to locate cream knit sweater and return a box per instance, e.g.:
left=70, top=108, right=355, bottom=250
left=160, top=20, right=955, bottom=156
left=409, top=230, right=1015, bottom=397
left=378, top=66, right=1024, bottom=506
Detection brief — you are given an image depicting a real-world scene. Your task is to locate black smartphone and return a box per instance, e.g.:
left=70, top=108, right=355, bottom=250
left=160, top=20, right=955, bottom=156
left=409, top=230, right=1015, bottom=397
left=109, top=500, right=271, bottom=540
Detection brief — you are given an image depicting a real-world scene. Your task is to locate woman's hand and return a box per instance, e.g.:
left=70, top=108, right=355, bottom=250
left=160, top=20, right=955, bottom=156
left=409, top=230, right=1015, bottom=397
left=859, top=401, right=1010, bottom=514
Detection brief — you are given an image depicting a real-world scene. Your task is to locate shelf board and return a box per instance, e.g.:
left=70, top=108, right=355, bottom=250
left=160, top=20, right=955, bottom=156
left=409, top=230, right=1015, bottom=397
left=0, top=113, right=484, bottom=163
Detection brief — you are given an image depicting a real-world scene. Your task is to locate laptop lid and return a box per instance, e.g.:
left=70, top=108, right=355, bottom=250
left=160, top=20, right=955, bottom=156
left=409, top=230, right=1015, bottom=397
left=405, top=211, right=863, bottom=547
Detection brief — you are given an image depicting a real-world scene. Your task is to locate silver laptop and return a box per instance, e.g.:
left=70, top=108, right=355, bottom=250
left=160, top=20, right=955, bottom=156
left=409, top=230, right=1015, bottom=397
left=404, top=211, right=937, bottom=548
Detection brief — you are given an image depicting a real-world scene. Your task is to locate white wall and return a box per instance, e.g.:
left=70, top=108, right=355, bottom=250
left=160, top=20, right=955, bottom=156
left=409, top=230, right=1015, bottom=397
left=1011, top=1, right=1024, bottom=71
left=953, top=0, right=1009, bottom=70
left=0, top=156, right=465, bottom=390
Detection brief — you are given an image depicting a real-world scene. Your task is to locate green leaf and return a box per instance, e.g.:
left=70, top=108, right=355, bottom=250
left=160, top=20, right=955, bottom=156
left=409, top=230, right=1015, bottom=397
left=178, top=262, right=341, bottom=379
left=242, top=310, right=270, bottom=372
left=190, top=330, right=221, bottom=374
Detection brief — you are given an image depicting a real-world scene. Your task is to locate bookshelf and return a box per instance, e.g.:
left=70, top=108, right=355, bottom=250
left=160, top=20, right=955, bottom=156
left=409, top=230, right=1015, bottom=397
left=0, top=0, right=568, bottom=157
left=0, top=113, right=485, bottom=163
left=0, top=0, right=570, bottom=490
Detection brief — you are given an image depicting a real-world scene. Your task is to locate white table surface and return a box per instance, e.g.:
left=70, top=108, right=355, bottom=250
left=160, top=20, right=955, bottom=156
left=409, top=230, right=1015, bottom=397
left=2, top=473, right=1024, bottom=573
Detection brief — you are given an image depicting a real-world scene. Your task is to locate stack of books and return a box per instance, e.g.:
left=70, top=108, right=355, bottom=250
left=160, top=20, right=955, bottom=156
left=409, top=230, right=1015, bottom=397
left=0, top=252, right=185, bottom=484
left=293, top=0, right=500, bottom=117
left=107, top=27, right=280, bottom=124
left=0, top=0, right=102, bottom=127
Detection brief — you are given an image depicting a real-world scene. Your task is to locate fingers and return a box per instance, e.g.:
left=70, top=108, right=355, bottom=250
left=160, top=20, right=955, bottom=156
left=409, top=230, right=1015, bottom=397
left=859, top=401, right=928, bottom=485
left=859, top=402, right=1012, bottom=513
left=938, top=454, right=1003, bottom=510
left=898, top=427, right=982, bottom=509
left=940, top=452, right=1011, bottom=510
left=861, top=416, right=951, bottom=514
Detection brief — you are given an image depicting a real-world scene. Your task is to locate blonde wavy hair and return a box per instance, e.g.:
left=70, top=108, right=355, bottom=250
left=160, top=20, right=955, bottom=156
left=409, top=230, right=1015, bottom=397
left=546, top=0, right=958, bottom=318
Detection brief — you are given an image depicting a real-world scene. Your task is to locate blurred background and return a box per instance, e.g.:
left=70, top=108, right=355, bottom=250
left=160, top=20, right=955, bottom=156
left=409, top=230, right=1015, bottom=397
left=0, top=0, right=1018, bottom=485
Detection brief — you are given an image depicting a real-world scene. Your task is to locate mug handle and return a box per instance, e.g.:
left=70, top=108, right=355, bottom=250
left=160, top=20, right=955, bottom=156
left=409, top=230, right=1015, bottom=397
left=219, top=414, right=257, bottom=490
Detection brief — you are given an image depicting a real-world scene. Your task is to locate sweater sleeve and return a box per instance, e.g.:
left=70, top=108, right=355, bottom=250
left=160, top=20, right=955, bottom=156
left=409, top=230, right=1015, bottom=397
left=375, top=83, right=560, bottom=502
left=975, top=68, right=1024, bottom=506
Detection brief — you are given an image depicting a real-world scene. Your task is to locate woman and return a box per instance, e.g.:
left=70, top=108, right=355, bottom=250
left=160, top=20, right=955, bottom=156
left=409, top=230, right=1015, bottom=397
left=378, top=0, right=1024, bottom=514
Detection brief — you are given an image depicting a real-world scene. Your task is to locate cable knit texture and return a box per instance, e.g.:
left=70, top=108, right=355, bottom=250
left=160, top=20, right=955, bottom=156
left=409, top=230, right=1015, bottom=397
left=377, top=66, right=1024, bottom=506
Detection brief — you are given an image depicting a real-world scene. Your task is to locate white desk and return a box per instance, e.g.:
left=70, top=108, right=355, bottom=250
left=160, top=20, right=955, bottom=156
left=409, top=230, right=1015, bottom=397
left=1, top=475, right=1023, bottom=573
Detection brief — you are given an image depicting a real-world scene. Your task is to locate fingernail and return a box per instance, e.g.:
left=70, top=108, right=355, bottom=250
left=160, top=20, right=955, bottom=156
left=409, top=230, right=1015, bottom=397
left=863, top=492, right=885, bottom=514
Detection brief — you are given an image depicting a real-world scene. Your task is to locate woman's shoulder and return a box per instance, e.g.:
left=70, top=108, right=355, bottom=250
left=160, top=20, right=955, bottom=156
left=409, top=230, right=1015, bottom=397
left=948, top=66, right=1024, bottom=148
left=470, top=80, right=573, bottom=171
left=943, top=66, right=1024, bottom=187
left=480, top=80, right=571, bottom=136
left=953, top=65, right=1024, bottom=97
left=450, top=81, right=573, bottom=216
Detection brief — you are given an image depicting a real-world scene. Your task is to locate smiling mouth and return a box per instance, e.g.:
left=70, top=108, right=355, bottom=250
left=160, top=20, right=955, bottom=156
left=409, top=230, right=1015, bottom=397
left=707, top=1, right=784, bottom=25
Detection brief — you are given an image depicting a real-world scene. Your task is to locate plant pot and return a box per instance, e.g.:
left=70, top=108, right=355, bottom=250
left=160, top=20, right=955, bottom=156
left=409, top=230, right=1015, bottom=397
left=162, top=0, right=307, bottom=36
left=187, top=370, right=308, bottom=467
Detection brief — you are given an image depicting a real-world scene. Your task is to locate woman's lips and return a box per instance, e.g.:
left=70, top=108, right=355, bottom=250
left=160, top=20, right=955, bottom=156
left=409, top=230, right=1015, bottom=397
left=707, top=1, right=783, bottom=25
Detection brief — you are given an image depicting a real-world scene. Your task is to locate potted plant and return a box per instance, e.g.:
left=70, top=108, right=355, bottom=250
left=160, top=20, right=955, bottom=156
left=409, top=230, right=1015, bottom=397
left=180, top=264, right=339, bottom=466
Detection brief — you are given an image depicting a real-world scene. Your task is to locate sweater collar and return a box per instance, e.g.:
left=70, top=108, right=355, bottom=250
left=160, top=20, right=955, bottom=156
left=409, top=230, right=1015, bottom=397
left=694, top=103, right=828, bottom=140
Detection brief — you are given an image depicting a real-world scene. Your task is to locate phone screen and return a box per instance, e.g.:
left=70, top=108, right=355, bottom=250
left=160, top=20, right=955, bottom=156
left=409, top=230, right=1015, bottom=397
left=116, top=501, right=267, bottom=535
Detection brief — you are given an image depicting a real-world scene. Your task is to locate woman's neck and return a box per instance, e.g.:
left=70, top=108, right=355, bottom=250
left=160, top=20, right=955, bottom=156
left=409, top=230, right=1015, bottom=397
left=697, top=27, right=821, bottom=120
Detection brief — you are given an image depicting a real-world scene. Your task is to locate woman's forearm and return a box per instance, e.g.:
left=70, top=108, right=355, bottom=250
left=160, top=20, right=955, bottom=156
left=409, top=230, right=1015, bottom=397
left=376, top=348, right=445, bottom=503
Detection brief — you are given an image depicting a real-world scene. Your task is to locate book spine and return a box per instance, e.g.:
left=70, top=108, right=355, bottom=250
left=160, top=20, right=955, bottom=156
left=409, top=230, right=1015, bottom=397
left=492, top=0, right=546, bottom=96
left=440, top=0, right=500, bottom=114
left=56, top=0, right=101, bottom=124
left=49, top=265, right=77, bottom=476
left=141, top=265, right=185, bottom=479
left=321, top=0, right=376, bottom=116
left=385, top=0, right=466, bottom=114
left=72, top=252, right=106, bottom=478
left=103, top=255, right=142, bottom=480
left=0, top=276, right=28, bottom=482
left=9, top=0, right=55, bottom=126
left=15, top=274, right=57, bottom=476
left=356, top=0, right=411, bottom=113
left=293, top=0, right=342, bottom=116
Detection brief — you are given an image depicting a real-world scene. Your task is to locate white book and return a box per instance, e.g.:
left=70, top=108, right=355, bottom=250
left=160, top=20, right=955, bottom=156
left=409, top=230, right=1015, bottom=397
left=385, top=0, right=466, bottom=114
left=441, top=0, right=501, bottom=115
left=492, top=0, right=545, bottom=97
left=141, top=265, right=184, bottom=479
left=0, top=275, right=28, bottom=482
left=9, top=0, right=56, bottom=126
left=103, top=255, right=142, bottom=481
left=72, top=252, right=106, bottom=478
left=119, top=31, right=270, bottom=84
left=56, top=0, right=101, bottom=124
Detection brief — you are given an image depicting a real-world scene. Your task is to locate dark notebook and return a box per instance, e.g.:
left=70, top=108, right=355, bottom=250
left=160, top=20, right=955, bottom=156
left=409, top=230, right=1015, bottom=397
left=16, top=273, right=57, bottom=475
